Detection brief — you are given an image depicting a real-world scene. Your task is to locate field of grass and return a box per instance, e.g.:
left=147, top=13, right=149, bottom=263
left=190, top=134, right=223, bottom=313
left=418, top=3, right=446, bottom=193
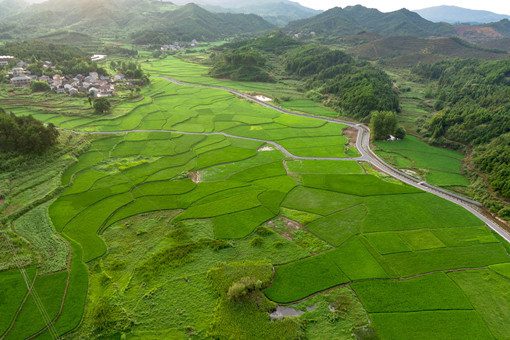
left=371, top=310, right=492, bottom=340
left=362, top=193, right=484, bottom=232
left=449, top=269, right=510, bottom=339
left=351, top=272, right=473, bottom=312
left=375, top=135, right=469, bottom=188
left=306, top=205, right=367, bottom=246
left=285, top=159, right=364, bottom=175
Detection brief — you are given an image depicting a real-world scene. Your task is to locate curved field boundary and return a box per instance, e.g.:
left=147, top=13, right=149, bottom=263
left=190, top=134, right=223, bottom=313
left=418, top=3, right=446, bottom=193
left=62, top=75, right=510, bottom=243
left=150, top=76, right=510, bottom=244
left=70, top=129, right=363, bottom=162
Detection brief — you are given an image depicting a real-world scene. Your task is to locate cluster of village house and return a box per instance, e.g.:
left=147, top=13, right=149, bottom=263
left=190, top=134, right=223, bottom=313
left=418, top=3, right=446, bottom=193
left=160, top=39, right=199, bottom=51
left=0, top=56, right=125, bottom=97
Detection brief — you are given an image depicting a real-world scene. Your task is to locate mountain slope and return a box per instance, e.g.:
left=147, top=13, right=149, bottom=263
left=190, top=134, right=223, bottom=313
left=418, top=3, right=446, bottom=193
left=131, top=3, right=274, bottom=44
left=198, top=1, right=322, bottom=27
left=414, top=5, right=510, bottom=24
left=170, top=0, right=321, bottom=26
left=348, top=36, right=508, bottom=67
left=454, top=19, right=510, bottom=42
left=2, top=0, right=274, bottom=41
left=0, top=0, right=28, bottom=18
left=285, top=5, right=455, bottom=38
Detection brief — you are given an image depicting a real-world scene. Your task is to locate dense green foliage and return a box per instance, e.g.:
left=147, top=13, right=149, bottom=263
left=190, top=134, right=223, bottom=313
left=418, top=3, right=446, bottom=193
left=131, top=3, right=274, bottom=44
left=413, top=58, right=510, bottom=199
left=210, top=33, right=399, bottom=119
left=370, top=111, right=401, bottom=140
left=0, top=41, right=107, bottom=76
left=0, top=0, right=272, bottom=42
left=29, top=80, right=50, bottom=92
left=0, top=40, right=83, bottom=63
left=209, top=50, right=273, bottom=82
left=474, top=133, right=510, bottom=200
left=93, top=98, right=111, bottom=114
left=0, top=110, right=59, bottom=154
left=285, top=5, right=455, bottom=38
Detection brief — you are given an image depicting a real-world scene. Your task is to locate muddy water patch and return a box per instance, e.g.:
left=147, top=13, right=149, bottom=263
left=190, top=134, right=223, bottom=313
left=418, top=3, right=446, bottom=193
left=270, top=303, right=318, bottom=319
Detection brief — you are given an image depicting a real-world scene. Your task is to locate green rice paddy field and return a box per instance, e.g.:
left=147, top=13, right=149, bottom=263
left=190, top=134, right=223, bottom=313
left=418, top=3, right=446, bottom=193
left=375, top=135, right=470, bottom=188
left=1, top=56, right=509, bottom=339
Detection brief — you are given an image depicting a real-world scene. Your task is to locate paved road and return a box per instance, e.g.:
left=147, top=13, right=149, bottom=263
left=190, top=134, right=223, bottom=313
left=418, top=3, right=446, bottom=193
left=87, top=129, right=363, bottom=161
left=155, top=76, right=510, bottom=243
left=81, top=76, right=510, bottom=243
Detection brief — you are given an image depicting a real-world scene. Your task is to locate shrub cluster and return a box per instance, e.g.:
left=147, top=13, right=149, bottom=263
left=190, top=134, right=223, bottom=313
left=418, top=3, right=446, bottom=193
left=226, top=276, right=263, bottom=301
left=0, top=108, right=59, bottom=154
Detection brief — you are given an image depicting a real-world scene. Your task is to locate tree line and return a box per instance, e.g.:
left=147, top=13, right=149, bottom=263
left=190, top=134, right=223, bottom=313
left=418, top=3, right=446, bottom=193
left=0, top=108, right=59, bottom=155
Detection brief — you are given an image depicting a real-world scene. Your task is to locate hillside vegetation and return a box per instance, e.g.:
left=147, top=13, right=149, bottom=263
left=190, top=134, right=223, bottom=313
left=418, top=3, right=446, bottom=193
left=285, top=5, right=455, bottom=39
left=192, top=0, right=322, bottom=26
left=209, top=32, right=399, bottom=119
left=348, top=36, right=508, bottom=67
left=1, top=0, right=273, bottom=42
left=413, top=58, right=510, bottom=208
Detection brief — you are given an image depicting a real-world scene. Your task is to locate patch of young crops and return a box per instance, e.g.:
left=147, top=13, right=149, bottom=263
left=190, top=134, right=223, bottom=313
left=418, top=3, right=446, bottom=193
left=370, top=310, right=492, bottom=340
left=383, top=243, right=510, bottom=277
left=362, top=193, right=483, bottom=232
left=306, top=205, right=367, bottom=246
left=282, top=186, right=363, bottom=216
left=449, top=269, right=510, bottom=339
left=351, top=272, right=473, bottom=312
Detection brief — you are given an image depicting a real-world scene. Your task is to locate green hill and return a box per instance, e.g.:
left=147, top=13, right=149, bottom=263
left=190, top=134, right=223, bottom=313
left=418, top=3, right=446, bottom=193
left=0, top=0, right=27, bottom=19
left=285, top=5, right=455, bottom=38
left=132, top=3, right=274, bottom=44
left=348, top=36, right=508, bottom=67
left=1, top=0, right=274, bottom=41
left=195, top=0, right=322, bottom=27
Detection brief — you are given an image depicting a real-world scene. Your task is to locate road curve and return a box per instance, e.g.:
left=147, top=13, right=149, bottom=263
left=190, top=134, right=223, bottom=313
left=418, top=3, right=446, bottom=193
left=85, top=129, right=363, bottom=161
left=153, top=76, right=510, bottom=243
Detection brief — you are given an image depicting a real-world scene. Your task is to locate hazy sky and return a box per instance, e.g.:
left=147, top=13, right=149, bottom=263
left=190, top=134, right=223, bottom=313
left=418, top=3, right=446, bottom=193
left=295, top=0, right=510, bottom=15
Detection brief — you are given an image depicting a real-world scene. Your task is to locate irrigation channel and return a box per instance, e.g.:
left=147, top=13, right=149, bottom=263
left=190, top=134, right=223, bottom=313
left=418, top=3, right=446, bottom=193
left=80, top=76, right=510, bottom=244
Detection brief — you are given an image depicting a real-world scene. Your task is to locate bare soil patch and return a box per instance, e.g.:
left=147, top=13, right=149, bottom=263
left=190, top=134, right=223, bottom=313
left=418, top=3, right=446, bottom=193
left=4, top=204, right=22, bottom=216
left=258, top=146, right=274, bottom=152
left=189, top=171, right=201, bottom=183
left=343, top=126, right=358, bottom=147
left=266, top=217, right=304, bottom=241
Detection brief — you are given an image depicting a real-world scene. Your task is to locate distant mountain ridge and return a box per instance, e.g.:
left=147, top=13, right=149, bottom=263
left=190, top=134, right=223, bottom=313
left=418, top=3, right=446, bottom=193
left=414, top=5, right=510, bottom=24
left=285, top=5, right=455, bottom=38
left=170, top=0, right=321, bottom=26
left=348, top=35, right=507, bottom=67
left=0, top=0, right=274, bottom=42
left=0, top=0, right=28, bottom=18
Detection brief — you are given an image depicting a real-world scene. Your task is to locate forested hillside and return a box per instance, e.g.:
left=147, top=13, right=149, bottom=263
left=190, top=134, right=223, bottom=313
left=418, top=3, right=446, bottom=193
left=285, top=5, right=455, bottom=38
left=0, top=0, right=273, bottom=41
left=0, top=41, right=109, bottom=75
left=131, top=4, right=274, bottom=44
left=348, top=36, right=508, bottom=67
left=0, top=108, right=59, bottom=157
left=174, top=0, right=322, bottom=26
left=0, top=0, right=27, bottom=18
left=413, top=59, right=510, bottom=204
left=209, top=32, right=399, bottom=119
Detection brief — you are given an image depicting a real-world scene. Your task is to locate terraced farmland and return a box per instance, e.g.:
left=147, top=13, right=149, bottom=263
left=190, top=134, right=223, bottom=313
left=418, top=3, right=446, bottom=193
left=1, top=56, right=509, bottom=339
left=375, top=135, right=470, bottom=188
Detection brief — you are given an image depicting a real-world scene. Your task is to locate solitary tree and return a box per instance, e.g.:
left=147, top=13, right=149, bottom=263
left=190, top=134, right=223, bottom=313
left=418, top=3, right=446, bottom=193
left=94, top=97, right=111, bottom=114
left=30, top=80, right=50, bottom=92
